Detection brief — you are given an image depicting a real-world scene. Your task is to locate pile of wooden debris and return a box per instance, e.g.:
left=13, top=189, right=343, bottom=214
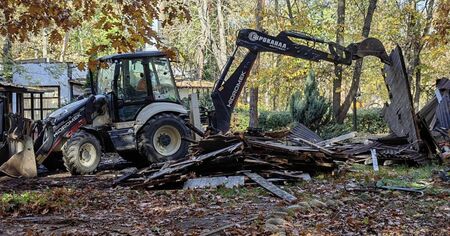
left=113, top=129, right=359, bottom=202
left=113, top=46, right=445, bottom=202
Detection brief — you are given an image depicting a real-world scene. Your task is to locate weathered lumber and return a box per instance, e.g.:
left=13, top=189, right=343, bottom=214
left=247, top=139, right=318, bottom=152
left=244, top=172, right=297, bottom=202
left=143, top=142, right=243, bottom=183
left=266, top=170, right=311, bottom=181
left=317, top=132, right=357, bottom=146
left=183, top=176, right=245, bottom=189
left=292, top=137, right=334, bottom=155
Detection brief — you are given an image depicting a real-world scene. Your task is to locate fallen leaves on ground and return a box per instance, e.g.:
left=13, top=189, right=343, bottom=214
left=0, top=164, right=449, bottom=235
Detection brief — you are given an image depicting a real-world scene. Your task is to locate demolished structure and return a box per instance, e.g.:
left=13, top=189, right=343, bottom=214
left=114, top=46, right=446, bottom=201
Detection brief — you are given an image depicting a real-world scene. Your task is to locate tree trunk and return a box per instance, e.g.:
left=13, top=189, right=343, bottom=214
left=336, top=0, right=377, bottom=123
left=42, top=28, right=49, bottom=62
left=414, top=57, right=421, bottom=108
left=412, top=0, right=435, bottom=108
left=2, top=35, right=13, bottom=82
left=216, top=0, right=227, bottom=69
left=196, top=0, right=208, bottom=80
left=286, top=0, right=295, bottom=26
left=59, top=32, right=69, bottom=62
left=333, top=0, right=345, bottom=120
left=249, top=0, right=264, bottom=129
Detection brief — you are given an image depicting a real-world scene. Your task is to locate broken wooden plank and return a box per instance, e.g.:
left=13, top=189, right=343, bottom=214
left=244, top=172, right=297, bottom=202
left=317, top=132, right=357, bottom=146
left=266, top=170, right=311, bottom=181
left=196, top=142, right=243, bottom=162
left=143, top=142, right=243, bottom=183
left=112, top=168, right=139, bottom=186
left=183, top=176, right=245, bottom=189
left=248, top=139, right=318, bottom=152
left=292, top=137, right=334, bottom=155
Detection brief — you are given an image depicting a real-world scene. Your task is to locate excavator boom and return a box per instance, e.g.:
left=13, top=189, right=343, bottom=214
left=211, top=29, right=391, bottom=133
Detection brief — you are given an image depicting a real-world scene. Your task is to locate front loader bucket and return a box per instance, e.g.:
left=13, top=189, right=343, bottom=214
left=0, top=113, right=38, bottom=179
left=349, top=38, right=392, bottom=65
left=0, top=135, right=37, bottom=178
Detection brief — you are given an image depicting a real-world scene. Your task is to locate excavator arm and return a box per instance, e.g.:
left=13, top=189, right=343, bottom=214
left=211, top=29, right=391, bottom=133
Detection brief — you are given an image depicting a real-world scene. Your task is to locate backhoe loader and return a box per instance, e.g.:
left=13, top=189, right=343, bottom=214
left=0, top=29, right=392, bottom=177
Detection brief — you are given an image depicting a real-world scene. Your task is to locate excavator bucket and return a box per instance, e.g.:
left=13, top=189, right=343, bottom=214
left=0, top=115, right=37, bottom=178
left=349, top=38, right=392, bottom=65
left=0, top=136, right=37, bottom=177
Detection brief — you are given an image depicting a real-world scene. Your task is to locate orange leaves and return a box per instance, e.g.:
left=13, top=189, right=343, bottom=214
left=49, top=30, right=63, bottom=44
left=0, top=0, right=190, bottom=63
left=77, top=62, right=85, bottom=71
left=77, top=60, right=106, bottom=72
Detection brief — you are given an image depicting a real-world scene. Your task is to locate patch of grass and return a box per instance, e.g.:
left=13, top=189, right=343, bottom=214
left=0, top=188, right=76, bottom=215
left=348, top=164, right=435, bottom=183
left=346, top=163, right=449, bottom=194
left=214, top=186, right=268, bottom=199
left=1, top=191, right=48, bottom=213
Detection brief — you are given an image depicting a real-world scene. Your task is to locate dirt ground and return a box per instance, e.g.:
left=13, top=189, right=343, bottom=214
left=0, top=156, right=449, bottom=235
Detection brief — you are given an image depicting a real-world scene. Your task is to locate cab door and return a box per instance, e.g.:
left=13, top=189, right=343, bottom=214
left=114, top=58, right=153, bottom=122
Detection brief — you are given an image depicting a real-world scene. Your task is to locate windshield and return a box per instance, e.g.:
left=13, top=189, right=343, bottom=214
left=96, top=62, right=116, bottom=94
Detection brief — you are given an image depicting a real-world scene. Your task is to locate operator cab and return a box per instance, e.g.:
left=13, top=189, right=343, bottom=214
left=91, top=51, right=180, bottom=122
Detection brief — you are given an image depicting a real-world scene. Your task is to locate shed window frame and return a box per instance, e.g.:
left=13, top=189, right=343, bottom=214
left=23, top=86, right=60, bottom=119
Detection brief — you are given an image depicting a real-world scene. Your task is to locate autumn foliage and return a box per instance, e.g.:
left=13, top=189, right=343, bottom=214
left=0, top=0, right=190, bottom=69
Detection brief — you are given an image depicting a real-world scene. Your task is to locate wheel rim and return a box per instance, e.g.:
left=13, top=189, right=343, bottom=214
left=79, top=143, right=97, bottom=167
left=152, top=125, right=182, bottom=156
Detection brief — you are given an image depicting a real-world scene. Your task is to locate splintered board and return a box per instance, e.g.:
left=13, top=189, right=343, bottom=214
left=244, top=172, right=297, bottom=202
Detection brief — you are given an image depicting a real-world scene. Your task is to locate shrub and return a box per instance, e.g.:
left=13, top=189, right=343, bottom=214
left=289, top=70, right=330, bottom=131
left=318, top=107, right=388, bottom=139
left=259, top=111, right=293, bottom=131
left=356, top=108, right=388, bottom=134
left=230, top=109, right=292, bottom=132
left=230, top=108, right=250, bottom=132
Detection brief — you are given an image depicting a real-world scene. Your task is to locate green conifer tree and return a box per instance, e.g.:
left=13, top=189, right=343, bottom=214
left=289, top=70, right=330, bottom=131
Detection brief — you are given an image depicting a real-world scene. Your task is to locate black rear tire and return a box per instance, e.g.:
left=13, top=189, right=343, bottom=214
left=63, top=131, right=102, bottom=175
left=138, top=113, right=190, bottom=163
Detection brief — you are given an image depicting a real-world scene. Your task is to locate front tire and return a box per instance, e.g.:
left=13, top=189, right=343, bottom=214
left=63, top=131, right=101, bottom=175
left=138, top=113, right=190, bottom=163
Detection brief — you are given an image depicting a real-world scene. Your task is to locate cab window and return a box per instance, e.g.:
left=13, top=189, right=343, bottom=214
left=150, top=58, right=179, bottom=102
left=96, top=62, right=116, bottom=94
left=117, top=59, right=148, bottom=101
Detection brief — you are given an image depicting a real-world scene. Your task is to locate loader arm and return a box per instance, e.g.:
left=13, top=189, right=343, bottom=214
left=210, top=29, right=391, bottom=133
